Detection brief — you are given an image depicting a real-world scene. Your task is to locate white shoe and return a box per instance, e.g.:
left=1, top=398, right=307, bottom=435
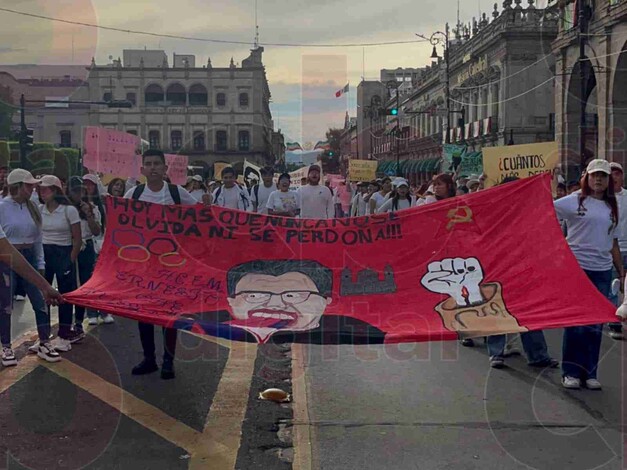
left=609, top=331, right=624, bottom=340
left=28, top=340, right=40, bottom=354
left=37, top=342, right=61, bottom=363
left=51, top=337, right=72, bottom=352
left=1, top=347, right=17, bottom=366
left=585, top=379, right=602, bottom=390
left=102, top=314, right=115, bottom=324
left=13, top=295, right=25, bottom=301
left=87, top=318, right=98, bottom=326
left=562, top=376, right=581, bottom=389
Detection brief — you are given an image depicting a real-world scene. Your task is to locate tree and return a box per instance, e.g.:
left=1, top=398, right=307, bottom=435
left=0, top=85, right=15, bottom=140
left=319, top=128, right=342, bottom=174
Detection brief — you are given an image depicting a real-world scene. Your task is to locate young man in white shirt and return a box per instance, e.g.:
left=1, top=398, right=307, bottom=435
left=212, top=167, right=250, bottom=211
left=609, top=162, right=627, bottom=340
left=298, top=165, right=334, bottom=219
left=124, top=149, right=209, bottom=380
left=251, top=167, right=276, bottom=214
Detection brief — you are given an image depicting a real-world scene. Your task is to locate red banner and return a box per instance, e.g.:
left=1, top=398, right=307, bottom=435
left=65, top=174, right=616, bottom=344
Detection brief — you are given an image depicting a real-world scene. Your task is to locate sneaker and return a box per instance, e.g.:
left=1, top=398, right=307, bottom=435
left=609, top=330, right=624, bottom=340
left=585, top=379, right=602, bottom=390
left=102, top=314, right=115, bottom=324
left=461, top=338, right=475, bottom=347
left=51, top=337, right=72, bottom=352
left=87, top=318, right=98, bottom=326
left=1, top=347, right=17, bottom=367
left=161, top=364, right=175, bottom=380
left=28, top=340, right=40, bottom=354
left=131, top=359, right=158, bottom=375
left=529, top=358, right=559, bottom=368
left=37, top=342, right=61, bottom=363
left=490, top=357, right=505, bottom=369
left=562, top=376, right=581, bottom=389
left=67, top=330, right=85, bottom=344
left=13, top=295, right=25, bottom=301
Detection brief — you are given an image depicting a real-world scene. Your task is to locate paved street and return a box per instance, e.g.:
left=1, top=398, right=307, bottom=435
left=293, top=330, right=625, bottom=470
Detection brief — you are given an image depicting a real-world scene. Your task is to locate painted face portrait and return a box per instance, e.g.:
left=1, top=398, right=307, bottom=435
left=227, top=271, right=332, bottom=333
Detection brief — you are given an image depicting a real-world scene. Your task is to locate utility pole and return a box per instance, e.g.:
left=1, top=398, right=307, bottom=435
left=19, top=94, right=26, bottom=168
left=578, top=0, right=587, bottom=173
left=396, top=87, right=401, bottom=176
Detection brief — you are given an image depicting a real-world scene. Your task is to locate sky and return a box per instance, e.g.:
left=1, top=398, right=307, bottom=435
left=0, top=0, right=547, bottom=144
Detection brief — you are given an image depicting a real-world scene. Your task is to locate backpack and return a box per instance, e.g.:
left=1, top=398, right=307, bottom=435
left=214, top=185, right=249, bottom=210
left=132, top=183, right=181, bottom=204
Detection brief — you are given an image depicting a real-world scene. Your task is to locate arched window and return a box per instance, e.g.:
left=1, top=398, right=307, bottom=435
left=59, top=130, right=72, bottom=147
left=189, top=84, right=208, bottom=106
left=145, top=84, right=164, bottom=106
left=238, top=130, right=250, bottom=151
left=148, top=130, right=160, bottom=149
left=170, top=130, right=183, bottom=151
left=166, top=83, right=186, bottom=106
left=216, top=93, right=226, bottom=107
left=216, top=130, right=227, bottom=151
left=239, top=92, right=249, bottom=107
left=193, top=131, right=205, bottom=151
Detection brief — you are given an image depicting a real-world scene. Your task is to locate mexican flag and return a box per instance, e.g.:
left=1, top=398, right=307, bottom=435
left=314, top=140, right=331, bottom=151
left=286, top=142, right=303, bottom=151
left=335, top=83, right=349, bottom=98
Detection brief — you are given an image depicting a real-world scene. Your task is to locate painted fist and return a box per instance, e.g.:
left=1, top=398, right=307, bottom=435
left=421, top=257, right=485, bottom=307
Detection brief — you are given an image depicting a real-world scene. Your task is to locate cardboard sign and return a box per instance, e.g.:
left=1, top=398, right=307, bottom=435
left=83, top=127, right=141, bottom=178
left=482, top=142, right=559, bottom=188
left=348, top=160, right=378, bottom=182
left=66, top=174, right=616, bottom=345
left=213, top=162, right=230, bottom=181
left=165, top=154, right=189, bottom=185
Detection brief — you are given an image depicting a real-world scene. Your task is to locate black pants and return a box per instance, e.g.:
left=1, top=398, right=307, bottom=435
left=138, top=322, right=177, bottom=366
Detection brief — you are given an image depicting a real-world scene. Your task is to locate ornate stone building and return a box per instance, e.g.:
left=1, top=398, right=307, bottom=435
left=552, top=0, right=627, bottom=177
left=373, top=1, right=558, bottom=183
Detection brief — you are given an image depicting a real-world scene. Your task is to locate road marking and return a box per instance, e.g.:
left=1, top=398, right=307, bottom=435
left=292, top=344, right=313, bottom=470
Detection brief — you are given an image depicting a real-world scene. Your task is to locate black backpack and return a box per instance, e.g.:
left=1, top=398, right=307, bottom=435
left=214, top=185, right=249, bottom=209
left=132, top=183, right=181, bottom=204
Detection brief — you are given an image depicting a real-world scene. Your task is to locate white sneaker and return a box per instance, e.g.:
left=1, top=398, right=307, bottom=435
left=28, top=340, right=40, bottom=354
left=562, top=376, right=581, bottom=389
left=37, top=342, right=61, bottom=363
left=609, top=331, right=624, bottom=340
left=102, top=314, right=115, bottom=324
left=1, top=347, right=17, bottom=366
left=87, top=318, right=98, bottom=326
left=51, top=337, right=72, bottom=352
left=13, top=295, right=25, bottom=301
left=585, top=379, right=602, bottom=390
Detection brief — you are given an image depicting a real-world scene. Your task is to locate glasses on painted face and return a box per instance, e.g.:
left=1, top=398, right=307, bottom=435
left=235, top=290, right=323, bottom=305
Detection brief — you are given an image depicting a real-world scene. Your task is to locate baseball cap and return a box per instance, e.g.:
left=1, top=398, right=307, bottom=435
left=192, top=175, right=203, bottom=182
left=7, top=169, right=40, bottom=185
left=82, top=174, right=99, bottom=186
left=393, top=178, right=409, bottom=188
left=39, top=175, right=63, bottom=189
left=610, top=162, right=623, bottom=173
left=308, top=165, right=321, bottom=174
left=586, top=159, right=611, bottom=175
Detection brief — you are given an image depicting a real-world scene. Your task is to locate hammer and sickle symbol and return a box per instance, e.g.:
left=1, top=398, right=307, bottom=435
left=446, top=206, right=473, bottom=230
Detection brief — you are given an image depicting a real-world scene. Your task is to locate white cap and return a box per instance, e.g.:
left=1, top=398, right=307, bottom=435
left=39, top=175, right=63, bottom=189
left=586, top=159, right=611, bottom=175
left=467, top=177, right=480, bottom=187
left=82, top=174, right=99, bottom=185
left=610, top=162, right=623, bottom=173
left=7, top=169, right=40, bottom=185
left=192, top=175, right=203, bottom=182
left=393, top=178, right=409, bottom=188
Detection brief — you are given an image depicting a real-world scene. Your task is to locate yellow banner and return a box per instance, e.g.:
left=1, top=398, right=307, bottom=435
left=482, top=142, right=559, bottom=188
left=213, top=162, right=230, bottom=180
left=349, top=159, right=378, bottom=182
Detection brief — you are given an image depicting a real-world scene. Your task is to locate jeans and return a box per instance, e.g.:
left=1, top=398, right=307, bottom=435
left=138, top=322, right=177, bottom=366
left=44, top=244, right=77, bottom=339
left=76, top=240, right=98, bottom=323
left=608, top=254, right=627, bottom=333
left=562, top=269, right=611, bottom=380
left=487, top=331, right=552, bottom=364
left=0, top=247, right=50, bottom=346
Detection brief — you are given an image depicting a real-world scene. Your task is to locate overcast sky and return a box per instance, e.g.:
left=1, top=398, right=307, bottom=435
left=0, top=0, right=548, bottom=144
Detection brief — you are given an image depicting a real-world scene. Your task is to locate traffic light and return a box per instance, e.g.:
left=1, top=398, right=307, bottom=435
left=328, top=150, right=334, bottom=157
left=385, top=108, right=398, bottom=116
left=20, top=127, right=34, bottom=153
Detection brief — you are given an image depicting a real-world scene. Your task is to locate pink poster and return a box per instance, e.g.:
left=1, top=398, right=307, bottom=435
left=83, top=127, right=141, bottom=178
left=165, top=154, right=189, bottom=185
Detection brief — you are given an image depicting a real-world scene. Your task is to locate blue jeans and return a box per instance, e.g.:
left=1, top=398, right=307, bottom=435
left=0, top=247, right=51, bottom=346
left=487, top=331, right=552, bottom=365
left=44, top=244, right=77, bottom=339
left=562, top=269, right=611, bottom=380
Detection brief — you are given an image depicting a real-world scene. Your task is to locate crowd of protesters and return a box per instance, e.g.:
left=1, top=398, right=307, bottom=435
left=0, top=150, right=624, bottom=391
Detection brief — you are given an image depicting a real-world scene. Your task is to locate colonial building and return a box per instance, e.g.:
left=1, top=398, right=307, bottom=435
left=552, top=0, right=627, bottom=177
left=372, top=1, right=558, bottom=183
left=1, top=48, right=281, bottom=176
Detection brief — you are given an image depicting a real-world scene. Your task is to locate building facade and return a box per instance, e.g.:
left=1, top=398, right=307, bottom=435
left=552, top=0, right=627, bottom=176
left=372, top=1, right=558, bottom=183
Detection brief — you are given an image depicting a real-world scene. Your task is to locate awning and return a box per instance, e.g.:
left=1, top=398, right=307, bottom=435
left=424, top=157, right=442, bottom=172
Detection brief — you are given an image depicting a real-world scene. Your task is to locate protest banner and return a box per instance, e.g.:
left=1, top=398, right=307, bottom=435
left=349, top=160, right=377, bottom=182
left=442, top=145, right=483, bottom=176
left=213, top=162, right=230, bottom=180
left=66, top=174, right=616, bottom=345
left=165, top=154, right=189, bottom=185
left=243, top=160, right=262, bottom=188
left=482, top=141, right=559, bottom=188
left=83, top=127, right=141, bottom=178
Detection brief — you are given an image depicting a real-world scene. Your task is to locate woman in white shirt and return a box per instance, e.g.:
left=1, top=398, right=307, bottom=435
left=0, top=169, right=62, bottom=364
left=267, top=173, right=301, bottom=217
left=377, top=179, right=416, bottom=213
left=554, top=159, right=623, bottom=390
left=367, top=178, right=392, bottom=215
left=188, top=175, right=208, bottom=202
left=38, top=175, right=82, bottom=352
